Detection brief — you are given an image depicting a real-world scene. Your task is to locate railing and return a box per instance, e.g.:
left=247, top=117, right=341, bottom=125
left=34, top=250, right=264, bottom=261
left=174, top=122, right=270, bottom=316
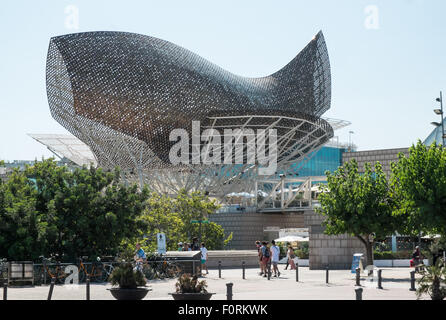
left=33, top=261, right=114, bottom=285
left=216, top=205, right=257, bottom=214
left=31, top=257, right=201, bottom=285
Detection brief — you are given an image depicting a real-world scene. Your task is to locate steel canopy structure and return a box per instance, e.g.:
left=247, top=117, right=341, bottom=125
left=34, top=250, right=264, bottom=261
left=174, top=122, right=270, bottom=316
left=28, top=133, right=97, bottom=167
left=46, top=31, right=334, bottom=196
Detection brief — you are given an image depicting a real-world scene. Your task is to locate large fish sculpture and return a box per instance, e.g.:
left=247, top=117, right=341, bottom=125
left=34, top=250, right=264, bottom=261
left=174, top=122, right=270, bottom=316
left=46, top=31, right=333, bottom=179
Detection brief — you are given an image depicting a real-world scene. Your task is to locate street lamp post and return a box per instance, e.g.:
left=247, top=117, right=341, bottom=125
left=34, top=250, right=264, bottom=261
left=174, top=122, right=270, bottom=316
left=432, top=91, right=445, bottom=146
left=348, top=131, right=354, bottom=151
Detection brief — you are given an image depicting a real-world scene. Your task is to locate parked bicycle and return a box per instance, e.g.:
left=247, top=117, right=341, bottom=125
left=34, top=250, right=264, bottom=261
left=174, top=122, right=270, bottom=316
left=39, top=255, right=68, bottom=284
left=0, top=258, right=8, bottom=282
left=78, top=256, right=115, bottom=283
left=137, top=254, right=182, bottom=280
left=38, top=255, right=115, bottom=284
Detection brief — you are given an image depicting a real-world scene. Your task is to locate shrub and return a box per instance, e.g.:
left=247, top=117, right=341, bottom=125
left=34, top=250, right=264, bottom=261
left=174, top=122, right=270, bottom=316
left=373, top=250, right=423, bottom=260
left=295, top=249, right=309, bottom=259
left=109, top=262, right=146, bottom=289
left=175, top=273, right=208, bottom=294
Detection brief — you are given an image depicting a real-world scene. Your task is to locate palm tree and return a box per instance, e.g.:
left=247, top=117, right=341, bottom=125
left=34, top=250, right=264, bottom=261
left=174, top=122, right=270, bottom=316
left=416, top=259, right=446, bottom=300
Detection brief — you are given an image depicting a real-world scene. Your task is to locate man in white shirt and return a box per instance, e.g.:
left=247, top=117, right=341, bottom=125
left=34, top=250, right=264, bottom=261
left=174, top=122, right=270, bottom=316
left=200, top=242, right=209, bottom=275
left=270, top=240, right=281, bottom=277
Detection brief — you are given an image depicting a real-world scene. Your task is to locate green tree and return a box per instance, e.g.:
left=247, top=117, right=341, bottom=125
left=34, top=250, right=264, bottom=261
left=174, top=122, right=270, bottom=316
left=136, top=192, right=185, bottom=252
left=24, top=159, right=148, bottom=260
left=0, top=169, right=44, bottom=260
left=391, top=141, right=446, bottom=237
left=175, top=190, right=228, bottom=250
left=125, top=190, right=230, bottom=257
left=316, top=160, right=399, bottom=266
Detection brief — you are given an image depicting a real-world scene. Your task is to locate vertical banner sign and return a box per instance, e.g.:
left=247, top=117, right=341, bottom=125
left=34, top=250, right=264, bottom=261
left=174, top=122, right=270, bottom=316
left=157, top=233, right=166, bottom=254
left=351, top=253, right=364, bottom=274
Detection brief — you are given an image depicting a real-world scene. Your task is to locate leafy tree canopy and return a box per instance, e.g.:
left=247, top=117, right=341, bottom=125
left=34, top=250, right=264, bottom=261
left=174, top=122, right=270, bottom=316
left=391, top=140, right=446, bottom=237
left=316, top=159, right=401, bottom=265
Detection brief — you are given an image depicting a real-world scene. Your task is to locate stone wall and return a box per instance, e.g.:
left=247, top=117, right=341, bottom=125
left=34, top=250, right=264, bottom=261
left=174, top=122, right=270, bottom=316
left=342, top=148, right=409, bottom=176
left=304, top=211, right=366, bottom=270
left=210, top=209, right=369, bottom=270
left=209, top=212, right=305, bottom=250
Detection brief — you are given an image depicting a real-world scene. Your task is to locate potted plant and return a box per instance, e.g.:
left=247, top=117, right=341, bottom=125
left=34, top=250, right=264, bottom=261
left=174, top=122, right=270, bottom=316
left=107, top=262, right=151, bottom=300
left=170, top=273, right=214, bottom=300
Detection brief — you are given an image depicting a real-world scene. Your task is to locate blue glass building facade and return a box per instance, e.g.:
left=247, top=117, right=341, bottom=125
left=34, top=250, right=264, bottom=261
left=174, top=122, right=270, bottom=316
left=292, top=146, right=346, bottom=177
left=424, top=118, right=446, bottom=146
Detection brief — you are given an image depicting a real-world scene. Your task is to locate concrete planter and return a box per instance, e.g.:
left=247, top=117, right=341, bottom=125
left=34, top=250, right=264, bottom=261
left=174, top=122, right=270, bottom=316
left=374, top=259, right=429, bottom=267
left=296, top=259, right=309, bottom=267
left=170, top=292, right=214, bottom=300
left=278, top=258, right=309, bottom=266
left=108, top=287, right=151, bottom=300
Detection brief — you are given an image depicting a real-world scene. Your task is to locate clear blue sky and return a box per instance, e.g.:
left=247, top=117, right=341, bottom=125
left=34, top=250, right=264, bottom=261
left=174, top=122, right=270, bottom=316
left=1, top=0, right=445, bottom=161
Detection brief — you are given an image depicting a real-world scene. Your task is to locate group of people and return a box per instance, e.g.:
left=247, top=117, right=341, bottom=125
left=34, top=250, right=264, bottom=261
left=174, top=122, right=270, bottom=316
left=177, top=237, right=209, bottom=275
left=256, top=240, right=297, bottom=277
left=177, top=237, right=201, bottom=252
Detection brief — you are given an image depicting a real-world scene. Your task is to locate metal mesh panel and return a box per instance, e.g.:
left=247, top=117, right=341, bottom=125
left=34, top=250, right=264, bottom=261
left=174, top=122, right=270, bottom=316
left=46, top=31, right=333, bottom=194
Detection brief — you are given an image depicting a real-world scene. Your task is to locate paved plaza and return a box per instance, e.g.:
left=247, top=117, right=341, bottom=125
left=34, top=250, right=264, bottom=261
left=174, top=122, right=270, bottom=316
left=3, top=267, right=427, bottom=300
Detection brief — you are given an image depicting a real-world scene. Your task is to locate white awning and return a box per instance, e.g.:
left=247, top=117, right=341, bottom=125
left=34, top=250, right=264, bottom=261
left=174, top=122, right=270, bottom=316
left=274, top=235, right=309, bottom=243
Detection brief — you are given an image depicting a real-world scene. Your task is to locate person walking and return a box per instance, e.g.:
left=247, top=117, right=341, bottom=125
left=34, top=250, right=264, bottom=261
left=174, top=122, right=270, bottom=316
left=271, top=240, right=281, bottom=277
left=412, top=246, right=423, bottom=272
left=284, top=242, right=290, bottom=270
left=256, top=240, right=263, bottom=275
left=178, top=242, right=183, bottom=251
left=261, top=241, right=271, bottom=277
left=287, top=245, right=296, bottom=270
left=200, top=242, right=209, bottom=275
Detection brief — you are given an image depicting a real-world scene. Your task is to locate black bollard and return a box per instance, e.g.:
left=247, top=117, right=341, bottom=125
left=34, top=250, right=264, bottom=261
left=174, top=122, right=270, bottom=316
left=355, top=288, right=363, bottom=300
left=2, top=279, right=7, bottom=300
left=267, top=265, right=271, bottom=280
left=218, top=261, right=221, bottom=279
left=355, top=268, right=361, bottom=286
left=226, top=282, right=233, bottom=300
left=242, top=261, right=245, bottom=280
left=47, top=277, right=55, bottom=300
left=326, top=266, right=329, bottom=284
left=377, top=269, right=383, bottom=289
left=43, top=260, right=47, bottom=285
left=86, top=276, right=90, bottom=300
left=410, top=271, right=416, bottom=291
left=295, top=263, right=299, bottom=282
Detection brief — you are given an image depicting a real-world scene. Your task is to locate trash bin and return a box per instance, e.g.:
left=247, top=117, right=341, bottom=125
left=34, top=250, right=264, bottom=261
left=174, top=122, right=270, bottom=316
left=8, top=261, right=34, bottom=286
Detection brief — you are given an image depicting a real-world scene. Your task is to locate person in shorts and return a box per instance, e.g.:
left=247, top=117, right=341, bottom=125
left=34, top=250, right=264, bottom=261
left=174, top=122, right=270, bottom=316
left=200, top=242, right=209, bottom=275
left=270, top=240, right=281, bottom=277
left=261, top=241, right=271, bottom=277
